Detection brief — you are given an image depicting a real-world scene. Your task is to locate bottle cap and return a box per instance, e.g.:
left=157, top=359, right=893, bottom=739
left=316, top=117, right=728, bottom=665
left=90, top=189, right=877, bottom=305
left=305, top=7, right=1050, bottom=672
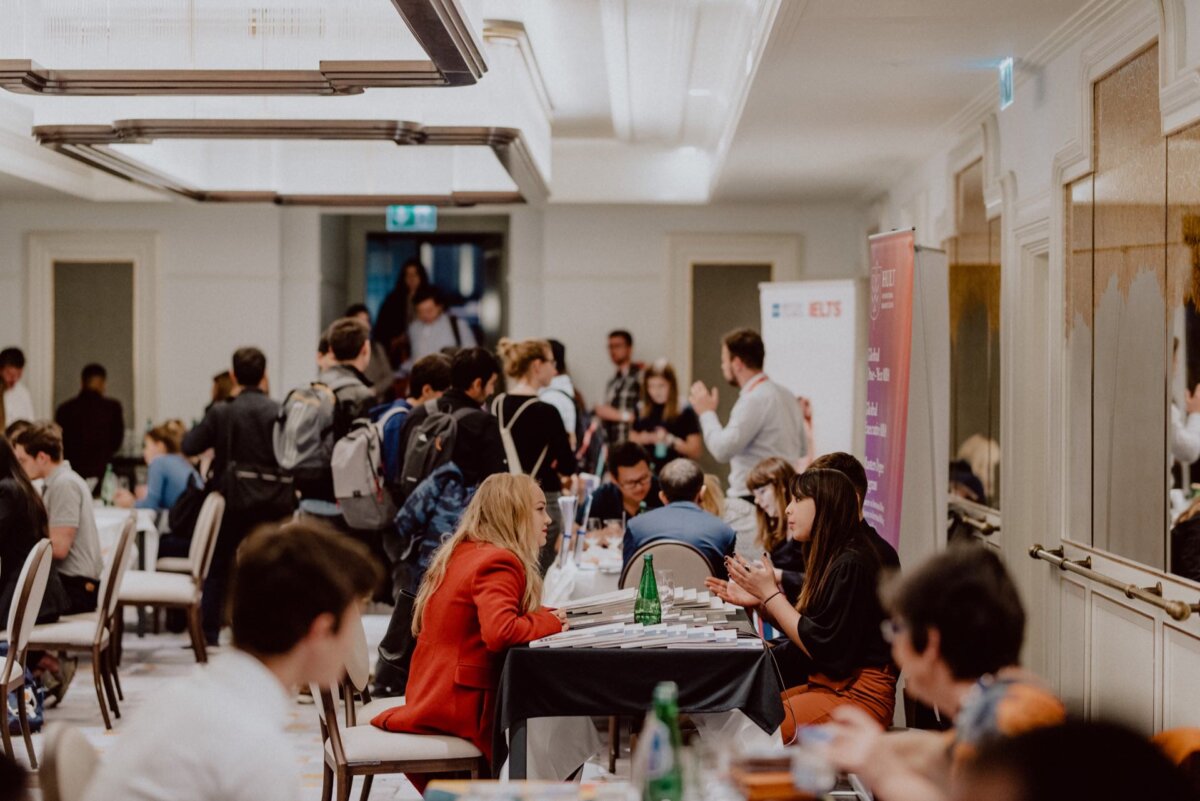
left=653, top=681, right=678, bottom=703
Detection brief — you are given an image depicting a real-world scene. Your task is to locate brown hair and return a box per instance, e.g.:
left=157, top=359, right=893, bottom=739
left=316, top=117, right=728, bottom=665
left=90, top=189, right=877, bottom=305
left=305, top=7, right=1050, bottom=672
left=327, top=317, right=370, bottom=362
left=792, top=468, right=868, bottom=614
left=145, top=420, right=185, bottom=454
left=722, top=328, right=765, bottom=371
left=746, top=457, right=797, bottom=552
left=13, top=421, right=63, bottom=462
left=808, top=452, right=868, bottom=512
left=230, top=519, right=381, bottom=656
left=641, top=359, right=680, bottom=422
left=497, top=337, right=551, bottom=380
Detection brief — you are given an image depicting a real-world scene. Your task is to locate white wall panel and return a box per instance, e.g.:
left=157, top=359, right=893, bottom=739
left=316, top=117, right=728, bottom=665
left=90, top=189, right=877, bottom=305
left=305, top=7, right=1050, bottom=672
left=1163, top=625, right=1200, bottom=729
left=1089, top=593, right=1156, bottom=734
left=1059, top=578, right=1089, bottom=717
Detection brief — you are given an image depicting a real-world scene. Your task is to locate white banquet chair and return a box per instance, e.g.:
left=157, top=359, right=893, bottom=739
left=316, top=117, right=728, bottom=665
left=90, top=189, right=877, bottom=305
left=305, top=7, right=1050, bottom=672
left=1, top=539, right=53, bottom=766
left=618, top=539, right=715, bottom=590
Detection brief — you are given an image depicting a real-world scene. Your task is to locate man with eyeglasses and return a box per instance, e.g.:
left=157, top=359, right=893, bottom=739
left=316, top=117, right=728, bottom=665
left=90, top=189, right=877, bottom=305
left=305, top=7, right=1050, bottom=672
left=622, top=458, right=735, bottom=578
left=578, top=442, right=663, bottom=524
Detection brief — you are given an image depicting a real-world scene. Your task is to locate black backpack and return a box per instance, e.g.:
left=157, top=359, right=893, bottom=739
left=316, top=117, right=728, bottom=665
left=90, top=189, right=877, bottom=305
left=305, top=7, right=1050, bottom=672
left=372, top=590, right=419, bottom=698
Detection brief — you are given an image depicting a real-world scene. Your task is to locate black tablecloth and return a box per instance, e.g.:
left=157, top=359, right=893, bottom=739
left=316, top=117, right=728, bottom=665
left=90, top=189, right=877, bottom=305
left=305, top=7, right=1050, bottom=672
left=493, top=645, right=785, bottom=775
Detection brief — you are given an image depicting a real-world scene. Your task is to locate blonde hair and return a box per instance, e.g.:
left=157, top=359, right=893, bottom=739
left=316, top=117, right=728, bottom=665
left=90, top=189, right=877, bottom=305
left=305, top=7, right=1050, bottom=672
left=146, top=419, right=187, bottom=454
left=497, top=338, right=551, bottom=380
left=746, top=457, right=797, bottom=552
left=412, top=473, right=545, bottom=634
left=699, top=474, right=725, bottom=518
left=641, top=359, right=680, bottom=422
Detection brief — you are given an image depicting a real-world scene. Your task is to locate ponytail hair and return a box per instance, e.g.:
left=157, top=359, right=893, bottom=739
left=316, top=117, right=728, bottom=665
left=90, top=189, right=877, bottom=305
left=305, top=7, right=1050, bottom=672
left=497, top=338, right=551, bottom=380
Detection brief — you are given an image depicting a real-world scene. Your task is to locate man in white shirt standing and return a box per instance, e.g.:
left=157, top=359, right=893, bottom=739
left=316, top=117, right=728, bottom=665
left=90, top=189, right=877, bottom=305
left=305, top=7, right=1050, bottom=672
left=1, top=347, right=34, bottom=429
left=83, top=520, right=382, bottom=801
left=689, top=328, right=806, bottom=554
left=407, top=285, right=477, bottom=363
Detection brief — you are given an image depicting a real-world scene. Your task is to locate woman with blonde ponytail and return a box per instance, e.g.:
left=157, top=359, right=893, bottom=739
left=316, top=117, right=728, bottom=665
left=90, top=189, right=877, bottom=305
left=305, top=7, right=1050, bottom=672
left=372, top=473, right=566, bottom=782
left=491, top=337, right=578, bottom=571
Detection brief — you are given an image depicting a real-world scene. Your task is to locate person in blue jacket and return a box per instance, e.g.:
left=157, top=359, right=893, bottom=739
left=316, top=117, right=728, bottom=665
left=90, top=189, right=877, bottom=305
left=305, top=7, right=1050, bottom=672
left=623, top=457, right=736, bottom=578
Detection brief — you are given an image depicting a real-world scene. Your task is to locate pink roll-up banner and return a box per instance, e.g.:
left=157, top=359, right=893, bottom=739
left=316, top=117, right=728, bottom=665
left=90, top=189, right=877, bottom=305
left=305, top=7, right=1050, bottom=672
left=863, top=230, right=917, bottom=550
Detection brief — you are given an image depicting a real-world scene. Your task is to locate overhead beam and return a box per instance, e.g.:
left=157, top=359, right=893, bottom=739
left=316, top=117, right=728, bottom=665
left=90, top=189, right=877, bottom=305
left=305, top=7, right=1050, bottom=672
left=32, top=119, right=548, bottom=206
left=0, top=0, right=485, bottom=96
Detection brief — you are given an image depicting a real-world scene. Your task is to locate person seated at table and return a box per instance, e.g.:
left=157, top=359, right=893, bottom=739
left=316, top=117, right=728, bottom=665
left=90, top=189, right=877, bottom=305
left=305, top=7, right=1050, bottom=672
left=746, top=457, right=806, bottom=603
left=579, top=442, right=663, bottom=525
left=0, top=435, right=66, bottom=625
left=710, top=467, right=894, bottom=738
left=83, top=520, right=382, bottom=801
left=622, top=458, right=736, bottom=579
left=13, top=422, right=103, bottom=615
left=113, top=420, right=201, bottom=513
left=372, top=473, right=567, bottom=784
left=820, top=545, right=1064, bottom=801
left=808, top=451, right=900, bottom=571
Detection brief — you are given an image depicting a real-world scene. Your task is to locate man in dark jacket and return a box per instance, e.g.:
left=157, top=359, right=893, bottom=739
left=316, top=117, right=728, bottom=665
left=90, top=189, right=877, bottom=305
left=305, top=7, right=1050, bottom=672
left=55, top=363, right=124, bottom=483
left=183, top=347, right=280, bottom=644
left=396, top=347, right=508, bottom=488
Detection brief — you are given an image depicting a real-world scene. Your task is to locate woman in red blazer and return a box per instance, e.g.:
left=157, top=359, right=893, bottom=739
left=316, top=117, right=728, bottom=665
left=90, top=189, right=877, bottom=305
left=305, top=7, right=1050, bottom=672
left=372, top=473, right=566, bottom=774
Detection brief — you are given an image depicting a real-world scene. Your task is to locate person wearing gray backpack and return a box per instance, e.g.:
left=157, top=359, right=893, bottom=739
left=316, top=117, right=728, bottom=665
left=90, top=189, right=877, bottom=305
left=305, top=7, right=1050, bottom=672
left=275, top=318, right=376, bottom=526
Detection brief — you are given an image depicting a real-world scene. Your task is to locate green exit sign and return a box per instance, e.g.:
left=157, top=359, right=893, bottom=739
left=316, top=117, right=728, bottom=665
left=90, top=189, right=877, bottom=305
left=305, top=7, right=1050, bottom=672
left=386, top=204, right=438, bottom=232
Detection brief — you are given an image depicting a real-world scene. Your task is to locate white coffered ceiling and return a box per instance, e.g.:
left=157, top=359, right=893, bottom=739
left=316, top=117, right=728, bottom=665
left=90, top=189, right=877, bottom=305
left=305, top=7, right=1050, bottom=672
left=0, top=0, right=1096, bottom=206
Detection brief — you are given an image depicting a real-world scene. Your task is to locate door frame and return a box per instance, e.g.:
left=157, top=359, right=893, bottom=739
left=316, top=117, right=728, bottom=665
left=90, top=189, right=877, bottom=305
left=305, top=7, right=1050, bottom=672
left=667, top=233, right=800, bottom=386
left=26, top=231, right=159, bottom=425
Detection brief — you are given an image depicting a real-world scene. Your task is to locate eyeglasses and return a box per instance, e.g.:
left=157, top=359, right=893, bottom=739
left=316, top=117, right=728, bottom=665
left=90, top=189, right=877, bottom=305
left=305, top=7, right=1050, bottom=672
left=879, top=619, right=908, bottom=644
left=619, top=475, right=652, bottom=490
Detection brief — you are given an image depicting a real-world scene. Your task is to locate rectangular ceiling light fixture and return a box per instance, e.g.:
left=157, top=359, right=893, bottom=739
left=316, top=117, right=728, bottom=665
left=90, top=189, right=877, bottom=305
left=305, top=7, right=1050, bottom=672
left=33, top=119, right=548, bottom=207
left=0, top=0, right=485, bottom=95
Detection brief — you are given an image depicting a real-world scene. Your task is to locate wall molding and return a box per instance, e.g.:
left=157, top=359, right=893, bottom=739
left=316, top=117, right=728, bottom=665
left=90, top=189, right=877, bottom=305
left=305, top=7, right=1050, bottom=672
left=25, top=231, right=159, bottom=424
left=666, top=233, right=800, bottom=386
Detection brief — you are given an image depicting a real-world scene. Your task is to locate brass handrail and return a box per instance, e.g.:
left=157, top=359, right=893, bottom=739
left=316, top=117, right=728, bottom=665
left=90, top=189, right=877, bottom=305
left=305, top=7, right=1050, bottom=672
left=1029, top=544, right=1200, bottom=622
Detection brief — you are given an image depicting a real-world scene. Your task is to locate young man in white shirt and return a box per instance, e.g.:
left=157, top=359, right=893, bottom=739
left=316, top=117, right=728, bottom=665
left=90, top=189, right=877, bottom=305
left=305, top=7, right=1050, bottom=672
left=84, top=520, right=382, bottom=801
left=1, top=347, right=34, bottom=428
left=689, top=329, right=806, bottom=553
left=407, top=286, right=477, bottom=363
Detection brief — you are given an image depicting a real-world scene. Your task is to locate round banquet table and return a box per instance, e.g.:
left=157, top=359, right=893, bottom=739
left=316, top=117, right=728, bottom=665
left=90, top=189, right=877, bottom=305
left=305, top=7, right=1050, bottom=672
left=93, top=506, right=160, bottom=571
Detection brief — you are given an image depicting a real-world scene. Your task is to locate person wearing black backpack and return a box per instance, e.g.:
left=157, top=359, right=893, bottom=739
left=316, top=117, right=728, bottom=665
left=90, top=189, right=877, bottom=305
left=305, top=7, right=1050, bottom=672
left=182, top=347, right=281, bottom=645
left=394, top=347, right=507, bottom=493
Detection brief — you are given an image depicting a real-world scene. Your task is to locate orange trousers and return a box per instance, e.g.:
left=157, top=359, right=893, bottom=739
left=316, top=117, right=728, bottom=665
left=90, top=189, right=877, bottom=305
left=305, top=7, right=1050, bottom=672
left=780, top=665, right=898, bottom=744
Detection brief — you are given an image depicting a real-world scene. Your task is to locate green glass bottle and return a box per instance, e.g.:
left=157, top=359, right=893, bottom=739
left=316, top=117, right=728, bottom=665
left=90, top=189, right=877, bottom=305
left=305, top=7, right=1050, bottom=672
left=644, top=681, right=684, bottom=801
left=634, top=554, right=661, bottom=625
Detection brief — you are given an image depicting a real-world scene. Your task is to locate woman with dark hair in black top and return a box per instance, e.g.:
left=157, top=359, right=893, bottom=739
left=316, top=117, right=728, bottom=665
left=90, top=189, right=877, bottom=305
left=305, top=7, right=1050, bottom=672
left=708, top=468, right=894, bottom=742
left=492, top=338, right=578, bottom=571
left=0, top=435, right=64, bottom=624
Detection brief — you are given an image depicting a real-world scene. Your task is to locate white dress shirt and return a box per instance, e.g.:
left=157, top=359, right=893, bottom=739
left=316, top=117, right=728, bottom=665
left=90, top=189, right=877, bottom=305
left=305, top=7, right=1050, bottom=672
left=2, top=382, right=33, bottom=425
left=1172, top=403, right=1200, bottom=466
left=84, top=650, right=300, bottom=801
left=699, top=374, right=806, bottom=497
left=407, top=312, right=477, bottom=362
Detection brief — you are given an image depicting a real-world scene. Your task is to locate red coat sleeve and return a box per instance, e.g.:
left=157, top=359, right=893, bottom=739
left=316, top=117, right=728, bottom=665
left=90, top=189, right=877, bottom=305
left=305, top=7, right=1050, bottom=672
left=473, top=552, right=562, bottom=652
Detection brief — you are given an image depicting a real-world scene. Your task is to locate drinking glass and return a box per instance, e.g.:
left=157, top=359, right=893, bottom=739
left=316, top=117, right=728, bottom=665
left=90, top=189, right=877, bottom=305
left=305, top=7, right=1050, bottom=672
left=603, top=518, right=624, bottom=548
left=586, top=517, right=605, bottom=548
left=656, top=569, right=676, bottom=612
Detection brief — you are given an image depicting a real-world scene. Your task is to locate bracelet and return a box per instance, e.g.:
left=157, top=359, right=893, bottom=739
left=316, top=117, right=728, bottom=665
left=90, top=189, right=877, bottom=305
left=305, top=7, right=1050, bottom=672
left=761, top=590, right=783, bottom=607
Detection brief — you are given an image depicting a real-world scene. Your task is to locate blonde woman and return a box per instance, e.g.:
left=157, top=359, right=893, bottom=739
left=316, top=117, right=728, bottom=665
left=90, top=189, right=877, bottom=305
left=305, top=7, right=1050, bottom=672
left=372, top=474, right=566, bottom=781
left=492, top=338, right=579, bottom=570
left=746, top=457, right=805, bottom=602
left=631, top=359, right=702, bottom=473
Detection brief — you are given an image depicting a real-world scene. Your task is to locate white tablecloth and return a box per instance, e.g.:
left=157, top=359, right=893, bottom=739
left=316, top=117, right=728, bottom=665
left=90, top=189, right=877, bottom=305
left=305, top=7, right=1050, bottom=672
left=543, top=547, right=623, bottom=605
left=94, top=506, right=160, bottom=572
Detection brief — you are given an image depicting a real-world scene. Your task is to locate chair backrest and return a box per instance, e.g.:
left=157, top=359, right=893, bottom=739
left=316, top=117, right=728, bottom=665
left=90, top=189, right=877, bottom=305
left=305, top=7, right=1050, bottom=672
left=310, top=682, right=349, bottom=765
left=344, top=613, right=370, bottom=694
left=195, top=492, right=226, bottom=581
left=5, top=539, right=53, bottom=666
left=98, top=515, right=138, bottom=625
left=40, top=724, right=99, bottom=801
left=619, top=539, right=715, bottom=590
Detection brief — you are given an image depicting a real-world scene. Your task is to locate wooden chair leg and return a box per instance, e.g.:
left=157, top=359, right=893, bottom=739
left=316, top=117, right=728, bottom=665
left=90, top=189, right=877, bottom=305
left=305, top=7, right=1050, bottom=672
left=113, top=605, right=126, bottom=666
left=100, top=648, right=120, bottom=718
left=111, top=655, right=124, bottom=701
left=15, top=679, right=36, bottom=768
left=0, top=691, right=13, bottom=760
left=92, top=646, right=113, bottom=730
left=321, top=762, right=334, bottom=801
left=186, top=605, right=208, bottom=664
left=358, top=774, right=374, bottom=801
left=335, top=766, right=352, bottom=801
